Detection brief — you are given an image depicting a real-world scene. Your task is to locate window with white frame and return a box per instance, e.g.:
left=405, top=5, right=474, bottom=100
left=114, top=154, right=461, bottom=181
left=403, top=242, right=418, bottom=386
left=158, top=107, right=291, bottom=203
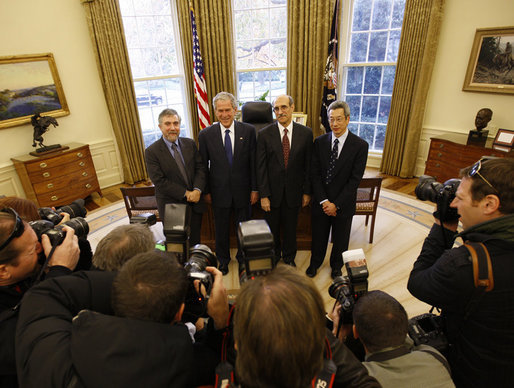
left=232, top=0, right=287, bottom=104
left=340, top=0, right=405, bottom=151
left=119, top=0, right=190, bottom=148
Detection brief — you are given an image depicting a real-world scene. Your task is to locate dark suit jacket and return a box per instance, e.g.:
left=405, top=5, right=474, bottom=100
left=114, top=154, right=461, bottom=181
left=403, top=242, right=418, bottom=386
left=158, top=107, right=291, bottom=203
left=311, top=131, right=368, bottom=217
left=256, top=122, right=313, bottom=207
left=198, top=121, right=257, bottom=208
left=145, top=137, right=206, bottom=217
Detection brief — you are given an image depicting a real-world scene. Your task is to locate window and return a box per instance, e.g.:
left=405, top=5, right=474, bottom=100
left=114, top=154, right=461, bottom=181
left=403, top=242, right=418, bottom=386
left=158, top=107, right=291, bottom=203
left=340, top=0, right=405, bottom=151
left=119, top=0, right=190, bottom=148
left=233, top=0, right=287, bottom=104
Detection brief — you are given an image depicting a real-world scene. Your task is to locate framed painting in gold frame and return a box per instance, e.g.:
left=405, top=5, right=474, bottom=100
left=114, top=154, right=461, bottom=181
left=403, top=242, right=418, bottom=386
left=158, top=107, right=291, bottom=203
left=0, top=53, right=69, bottom=129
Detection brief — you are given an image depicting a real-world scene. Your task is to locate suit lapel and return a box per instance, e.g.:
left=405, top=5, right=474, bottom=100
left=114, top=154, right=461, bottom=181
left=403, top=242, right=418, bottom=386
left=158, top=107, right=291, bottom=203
left=289, top=122, right=301, bottom=164
left=270, top=123, right=285, bottom=168
left=233, top=121, right=243, bottom=162
left=332, top=131, right=355, bottom=177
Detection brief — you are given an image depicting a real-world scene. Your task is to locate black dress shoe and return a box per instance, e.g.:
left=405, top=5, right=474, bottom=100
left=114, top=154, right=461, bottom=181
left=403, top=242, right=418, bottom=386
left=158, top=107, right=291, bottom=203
left=306, top=266, right=317, bottom=278
left=283, top=259, right=296, bottom=267
left=219, top=264, right=229, bottom=276
left=331, top=268, right=342, bottom=279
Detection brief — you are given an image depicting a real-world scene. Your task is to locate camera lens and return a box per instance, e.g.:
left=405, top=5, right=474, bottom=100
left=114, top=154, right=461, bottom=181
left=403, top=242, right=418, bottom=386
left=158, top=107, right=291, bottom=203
left=56, top=199, right=87, bottom=218
left=415, top=175, right=443, bottom=203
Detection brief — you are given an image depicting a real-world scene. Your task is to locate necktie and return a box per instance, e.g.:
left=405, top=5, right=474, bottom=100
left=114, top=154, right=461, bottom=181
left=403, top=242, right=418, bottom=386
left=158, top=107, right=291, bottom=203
left=326, top=138, right=339, bottom=185
left=282, top=128, right=290, bottom=168
left=225, top=129, right=233, bottom=166
left=172, top=142, right=189, bottom=186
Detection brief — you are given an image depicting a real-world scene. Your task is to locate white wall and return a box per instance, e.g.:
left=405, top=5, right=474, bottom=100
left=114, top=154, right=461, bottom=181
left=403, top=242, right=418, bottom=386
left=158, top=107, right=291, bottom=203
left=417, top=0, right=514, bottom=175
left=0, top=0, right=122, bottom=196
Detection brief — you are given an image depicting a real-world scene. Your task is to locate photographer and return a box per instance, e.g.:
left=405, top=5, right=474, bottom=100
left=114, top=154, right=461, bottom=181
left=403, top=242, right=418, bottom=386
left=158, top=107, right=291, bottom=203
left=407, top=158, right=514, bottom=387
left=233, top=265, right=380, bottom=388
left=351, top=290, right=454, bottom=388
left=16, top=251, right=229, bottom=387
left=92, top=223, right=155, bottom=271
left=0, top=208, right=79, bottom=387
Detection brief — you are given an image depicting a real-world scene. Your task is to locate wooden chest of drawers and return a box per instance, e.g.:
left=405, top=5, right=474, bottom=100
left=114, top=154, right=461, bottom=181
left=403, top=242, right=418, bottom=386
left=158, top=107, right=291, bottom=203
left=11, top=143, right=102, bottom=207
left=425, top=134, right=513, bottom=183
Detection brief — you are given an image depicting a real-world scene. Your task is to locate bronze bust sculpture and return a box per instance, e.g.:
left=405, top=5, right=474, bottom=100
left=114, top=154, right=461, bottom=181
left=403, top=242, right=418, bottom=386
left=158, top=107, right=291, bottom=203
left=468, top=108, right=492, bottom=146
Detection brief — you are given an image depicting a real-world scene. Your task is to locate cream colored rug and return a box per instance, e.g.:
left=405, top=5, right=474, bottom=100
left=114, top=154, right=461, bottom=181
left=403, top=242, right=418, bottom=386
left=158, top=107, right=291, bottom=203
left=86, top=189, right=437, bottom=318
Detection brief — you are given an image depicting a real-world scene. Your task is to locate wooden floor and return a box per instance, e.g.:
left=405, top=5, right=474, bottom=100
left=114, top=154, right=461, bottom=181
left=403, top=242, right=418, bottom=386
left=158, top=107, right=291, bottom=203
left=85, top=167, right=419, bottom=211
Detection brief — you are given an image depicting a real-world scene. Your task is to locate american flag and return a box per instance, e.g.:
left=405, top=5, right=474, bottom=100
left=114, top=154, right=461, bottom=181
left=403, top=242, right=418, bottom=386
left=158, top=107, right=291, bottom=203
left=190, top=4, right=211, bottom=130
left=320, top=0, right=340, bottom=133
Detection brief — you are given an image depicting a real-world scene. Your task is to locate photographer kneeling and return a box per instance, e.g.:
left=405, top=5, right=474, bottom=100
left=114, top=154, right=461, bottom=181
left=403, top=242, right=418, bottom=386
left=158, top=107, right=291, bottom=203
left=407, top=158, right=514, bottom=388
left=15, top=250, right=229, bottom=387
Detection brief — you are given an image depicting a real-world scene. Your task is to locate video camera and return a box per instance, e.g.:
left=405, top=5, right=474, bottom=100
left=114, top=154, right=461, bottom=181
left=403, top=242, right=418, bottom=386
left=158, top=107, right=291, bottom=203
left=163, top=203, right=190, bottom=262
left=415, top=175, right=460, bottom=222
left=129, top=212, right=157, bottom=226
left=237, top=219, right=275, bottom=284
left=30, top=199, right=89, bottom=247
left=329, top=249, right=369, bottom=325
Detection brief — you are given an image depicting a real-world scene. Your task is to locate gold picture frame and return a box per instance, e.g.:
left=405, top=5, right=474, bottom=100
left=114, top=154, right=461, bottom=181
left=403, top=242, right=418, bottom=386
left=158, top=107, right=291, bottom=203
left=0, top=53, right=69, bottom=129
left=292, top=112, right=307, bottom=126
left=462, top=26, right=514, bottom=95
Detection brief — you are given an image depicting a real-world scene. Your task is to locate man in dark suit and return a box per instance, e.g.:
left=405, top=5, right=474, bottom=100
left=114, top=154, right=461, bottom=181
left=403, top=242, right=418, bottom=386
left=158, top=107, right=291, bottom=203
left=306, top=101, right=368, bottom=279
left=198, top=92, right=258, bottom=275
left=256, top=95, right=312, bottom=266
left=145, top=109, right=206, bottom=245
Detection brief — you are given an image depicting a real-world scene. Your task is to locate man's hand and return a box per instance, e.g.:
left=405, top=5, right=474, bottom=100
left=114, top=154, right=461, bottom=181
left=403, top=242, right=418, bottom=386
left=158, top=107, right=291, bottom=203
left=250, top=191, right=259, bottom=205
left=57, top=212, right=71, bottom=225
left=302, top=194, right=311, bottom=208
left=433, top=216, right=459, bottom=232
left=322, top=201, right=338, bottom=217
left=42, top=225, right=80, bottom=271
left=205, top=266, right=229, bottom=330
left=261, top=197, right=271, bottom=212
left=186, top=189, right=201, bottom=203
left=204, top=193, right=212, bottom=204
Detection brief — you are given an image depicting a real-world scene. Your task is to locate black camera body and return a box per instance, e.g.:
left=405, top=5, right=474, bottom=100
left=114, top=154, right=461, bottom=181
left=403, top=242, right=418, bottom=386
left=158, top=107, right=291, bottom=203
left=30, top=217, right=90, bottom=247
left=237, top=220, right=275, bottom=284
left=408, top=313, right=448, bottom=354
left=415, top=175, right=460, bottom=222
left=38, top=199, right=87, bottom=225
left=129, top=212, right=157, bottom=226
left=182, top=244, right=218, bottom=323
left=329, top=249, right=369, bottom=324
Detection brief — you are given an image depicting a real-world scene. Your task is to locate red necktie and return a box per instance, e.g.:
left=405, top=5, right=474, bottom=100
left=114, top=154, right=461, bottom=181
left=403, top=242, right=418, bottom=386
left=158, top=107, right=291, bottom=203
left=282, top=128, right=290, bottom=168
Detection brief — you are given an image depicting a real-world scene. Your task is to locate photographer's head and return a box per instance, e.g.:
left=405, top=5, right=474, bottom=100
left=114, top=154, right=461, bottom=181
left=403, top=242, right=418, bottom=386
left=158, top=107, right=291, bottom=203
left=353, top=290, right=408, bottom=354
left=0, top=209, right=41, bottom=286
left=112, top=251, right=188, bottom=324
left=92, top=224, right=155, bottom=271
left=233, top=265, right=326, bottom=388
left=453, top=158, right=514, bottom=229
left=0, top=196, right=39, bottom=222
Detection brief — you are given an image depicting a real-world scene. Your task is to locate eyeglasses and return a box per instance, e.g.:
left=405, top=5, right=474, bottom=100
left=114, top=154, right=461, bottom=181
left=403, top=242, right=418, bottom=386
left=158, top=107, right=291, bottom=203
left=469, top=159, right=498, bottom=193
left=0, top=208, right=25, bottom=251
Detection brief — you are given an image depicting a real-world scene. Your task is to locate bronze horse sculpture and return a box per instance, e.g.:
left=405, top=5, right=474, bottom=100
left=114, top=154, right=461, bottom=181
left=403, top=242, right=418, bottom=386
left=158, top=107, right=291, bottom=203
left=31, top=113, right=59, bottom=149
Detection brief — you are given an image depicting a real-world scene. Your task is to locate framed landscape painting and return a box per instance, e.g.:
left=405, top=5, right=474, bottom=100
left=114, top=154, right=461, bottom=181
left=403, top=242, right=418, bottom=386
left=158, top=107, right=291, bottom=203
left=0, top=53, right=69, bottom=129
left=463, top=26, right=514, bottom=95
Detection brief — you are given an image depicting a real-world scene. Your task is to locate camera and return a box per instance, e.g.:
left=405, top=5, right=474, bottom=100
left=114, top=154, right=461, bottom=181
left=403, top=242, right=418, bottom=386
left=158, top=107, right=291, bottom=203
left=38, top=199, right=88, bottom=225
left=329, top=249, right=369, bottom=324
left=29, top=217, right=89, bottom=247
left=237, top=219, right=275, bottom=284
left=182, top=244, right=218, bottom=323
left=415, top=175, right=460, bottom=222
left=408, top=313, right=448, bottom=355
left=130, top=212, right=157, bottom=226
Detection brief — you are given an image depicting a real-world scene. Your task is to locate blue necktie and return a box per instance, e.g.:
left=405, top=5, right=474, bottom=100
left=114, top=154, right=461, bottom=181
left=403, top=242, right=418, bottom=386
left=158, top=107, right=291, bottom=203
left=225, top=129, right=233, bottom=166
left=326, top=138, right=339, bottom=185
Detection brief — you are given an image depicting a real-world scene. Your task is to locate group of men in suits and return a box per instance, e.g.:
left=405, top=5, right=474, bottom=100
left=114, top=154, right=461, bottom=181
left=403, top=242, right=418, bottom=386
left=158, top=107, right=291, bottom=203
left=145, top=93, right=368, bottom=279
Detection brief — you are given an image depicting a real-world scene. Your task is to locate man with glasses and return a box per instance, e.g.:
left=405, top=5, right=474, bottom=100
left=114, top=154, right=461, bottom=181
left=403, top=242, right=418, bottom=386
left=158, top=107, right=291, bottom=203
left=0, top=208, right=79, bottom=386
left=256, top=95, right=313, bottom=266
left=306, top=100, right=368, bottom=279
left=145, top=108, right=207, bottom=246
left=408, top=158, right=514, bottom=388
